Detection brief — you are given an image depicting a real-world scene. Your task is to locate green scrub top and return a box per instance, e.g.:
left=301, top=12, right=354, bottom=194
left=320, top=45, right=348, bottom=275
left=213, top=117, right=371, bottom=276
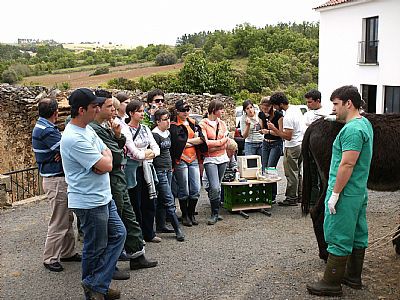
left=327, top=117, right=373, bottom=195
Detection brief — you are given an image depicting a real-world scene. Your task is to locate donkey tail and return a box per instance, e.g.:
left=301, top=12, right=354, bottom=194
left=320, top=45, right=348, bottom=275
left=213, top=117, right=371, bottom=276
left=301, top=125, right=313, bottom=216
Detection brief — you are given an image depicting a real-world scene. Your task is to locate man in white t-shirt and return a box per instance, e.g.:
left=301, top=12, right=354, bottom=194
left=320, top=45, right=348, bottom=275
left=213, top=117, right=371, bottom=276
left=304, top=89, right=324, bottom=127
left=303, top=89, right=324, bottom=206
left=268, top=92, right=305, bottom=206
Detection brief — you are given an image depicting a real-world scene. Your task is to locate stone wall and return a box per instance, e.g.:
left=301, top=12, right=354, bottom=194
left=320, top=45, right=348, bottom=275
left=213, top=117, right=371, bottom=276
left=0, top=84, right=236, bottom=174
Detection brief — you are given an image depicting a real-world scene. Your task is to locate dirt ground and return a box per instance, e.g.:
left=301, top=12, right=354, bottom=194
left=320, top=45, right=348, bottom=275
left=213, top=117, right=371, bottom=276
left=0, top=162, right=399, bottom=299
left=22, top=62, right=183, bottom=89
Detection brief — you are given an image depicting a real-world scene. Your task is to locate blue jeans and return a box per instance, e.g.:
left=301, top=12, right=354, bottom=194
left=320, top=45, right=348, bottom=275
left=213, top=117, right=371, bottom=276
left=244, top=142, right=262, bottom=156
left=173, top=159, right=201, bottom=201
left=262, top=139, right=283, bottom=201
left=204, top=162, right=227, bottom=215
left=156, top=169, right=179, bottom=223
left=73, top=200, right=126, bottom=295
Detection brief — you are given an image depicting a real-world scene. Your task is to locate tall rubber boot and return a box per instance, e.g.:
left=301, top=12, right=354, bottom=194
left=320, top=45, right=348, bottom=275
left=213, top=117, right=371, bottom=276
left=188, top=198, right=199, bottom=225
left=155, top=206, right=174, bottom=233
left=170, top=213, right=185, bottom=242
left=306, top=253, right=348, bottom=297
left=342, top=248, right=365, bottom=289
left=178, top=200, right=192, bottom=227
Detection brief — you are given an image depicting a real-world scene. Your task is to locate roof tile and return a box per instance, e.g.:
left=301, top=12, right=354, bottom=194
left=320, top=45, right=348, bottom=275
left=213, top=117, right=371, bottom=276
left=315, top=0, right=355, bottom=9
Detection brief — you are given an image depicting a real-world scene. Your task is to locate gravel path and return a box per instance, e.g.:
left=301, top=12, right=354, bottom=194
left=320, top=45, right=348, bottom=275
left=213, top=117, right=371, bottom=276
left=1, top=162, right=399, bottom=299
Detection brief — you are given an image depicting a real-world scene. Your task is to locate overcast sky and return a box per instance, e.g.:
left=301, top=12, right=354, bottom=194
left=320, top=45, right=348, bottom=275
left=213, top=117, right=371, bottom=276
left=1, top=0, right=323, bottom=46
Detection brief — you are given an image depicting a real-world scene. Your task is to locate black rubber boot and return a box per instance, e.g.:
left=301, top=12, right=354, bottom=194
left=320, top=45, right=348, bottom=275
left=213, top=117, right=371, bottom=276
left=130, top=255, right=158, bottom=270
left=188, top=199, right=199, bottom=225
left=306, top=253, right=348, bottom=297
left=170, top=213, right=185, bottom=242
left=179, top=200, right=192, bottom=227
left=342, top=248, right=365, bottom=289
left=155, top=207, right=174, bottom=233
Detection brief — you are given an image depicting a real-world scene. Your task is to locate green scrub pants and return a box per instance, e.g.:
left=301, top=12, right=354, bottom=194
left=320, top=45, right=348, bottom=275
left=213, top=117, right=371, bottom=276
left=110, top=172, right=144, bottom=254
left=324, top=190, right=368, bottom=256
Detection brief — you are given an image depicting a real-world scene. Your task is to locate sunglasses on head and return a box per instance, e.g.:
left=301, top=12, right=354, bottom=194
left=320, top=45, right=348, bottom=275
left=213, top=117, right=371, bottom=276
left=153, top=98, right=165, bottom=104
left=178, top=107, right=190, bottom=112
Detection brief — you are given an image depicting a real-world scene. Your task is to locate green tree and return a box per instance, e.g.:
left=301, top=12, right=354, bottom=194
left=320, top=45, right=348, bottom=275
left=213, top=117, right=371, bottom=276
left=2, top=69, right=18, bottom=84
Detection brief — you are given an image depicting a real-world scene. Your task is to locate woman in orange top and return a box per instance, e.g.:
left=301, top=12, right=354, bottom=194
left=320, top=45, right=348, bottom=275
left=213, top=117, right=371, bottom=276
left=199, top=100, right=229, bottom=225
left=169, top=100, right=207, bottom=227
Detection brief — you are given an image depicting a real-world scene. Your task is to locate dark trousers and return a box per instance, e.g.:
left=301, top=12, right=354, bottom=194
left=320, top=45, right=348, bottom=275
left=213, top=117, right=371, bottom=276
left=128, top=166, right=156, bottom=241
left=110, top=172, right=144, bottom=253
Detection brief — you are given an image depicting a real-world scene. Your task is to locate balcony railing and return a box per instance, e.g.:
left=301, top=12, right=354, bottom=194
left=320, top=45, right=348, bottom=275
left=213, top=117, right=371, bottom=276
left=358, top=40, right=379, bottom=65
left=3, top=167, right=43, bottom=202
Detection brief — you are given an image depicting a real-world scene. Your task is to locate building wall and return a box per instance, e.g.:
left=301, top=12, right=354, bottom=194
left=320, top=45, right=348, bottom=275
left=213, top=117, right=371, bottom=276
left=318, top=0, right=400, bottom=113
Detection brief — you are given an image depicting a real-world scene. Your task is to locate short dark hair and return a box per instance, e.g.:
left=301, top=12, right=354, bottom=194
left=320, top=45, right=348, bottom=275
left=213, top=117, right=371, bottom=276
left=38, top=98, right=58, bottom=119
left=147, top=89, right=164, bottom=104
left=115, top=92, right=130, bottom=102
left=330, top=85, right=362, bottom=109
left=207, top=99, right=224, bottom=115
left=95, top=89, right=112, bottom=107
left=154, top=108, right=170, bottom=122
left=269, top=92, right=289, bottom=106
left=242, top=99, right=253, bottom=112
left=125, top=100, right=143, bottom=123
left=304, top=89, right=321, bottom=102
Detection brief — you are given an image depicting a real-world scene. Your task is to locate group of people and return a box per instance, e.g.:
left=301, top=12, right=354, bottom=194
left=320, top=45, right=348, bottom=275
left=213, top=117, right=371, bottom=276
left=239, top=90, right=324, bottom=206
left=32, top=84, right=373, bottom=299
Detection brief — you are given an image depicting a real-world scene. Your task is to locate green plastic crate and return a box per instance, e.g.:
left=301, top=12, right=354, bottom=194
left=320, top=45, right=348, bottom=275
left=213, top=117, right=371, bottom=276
left=223, top=182, right=272, bottom=211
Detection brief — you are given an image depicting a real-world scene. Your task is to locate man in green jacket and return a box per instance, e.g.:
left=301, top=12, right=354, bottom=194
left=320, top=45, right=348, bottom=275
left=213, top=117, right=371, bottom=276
left=91, top=90, right=158, bottom=272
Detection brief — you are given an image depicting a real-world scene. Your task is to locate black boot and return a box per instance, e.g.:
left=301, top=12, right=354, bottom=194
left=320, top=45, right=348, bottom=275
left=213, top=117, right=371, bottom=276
left=342, top=248, right=365, bottom=289
left=307, top=253, right=348, bottom=296
left=130, top=255, right=158, bottom=270
left=179, top=200, right=192, bottom=227
left=170, top=213, right=185, bottom=242
left=156, top=206, right=174, bottom=233
left=188, top=198, right=199, bottom=225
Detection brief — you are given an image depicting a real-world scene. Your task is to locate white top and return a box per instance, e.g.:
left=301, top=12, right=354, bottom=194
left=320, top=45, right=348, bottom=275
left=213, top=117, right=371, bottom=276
left=283, top=105, right=305, bottom=148
left=121, top=123, right=160, bottom=164
left=304, top=107, right=329, bottom=127
left=240, top=114, right=263, bottom=143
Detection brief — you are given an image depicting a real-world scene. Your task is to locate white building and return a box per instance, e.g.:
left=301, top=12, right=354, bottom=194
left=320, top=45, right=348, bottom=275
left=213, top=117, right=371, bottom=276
left=316, top=0, right=400, bottom=113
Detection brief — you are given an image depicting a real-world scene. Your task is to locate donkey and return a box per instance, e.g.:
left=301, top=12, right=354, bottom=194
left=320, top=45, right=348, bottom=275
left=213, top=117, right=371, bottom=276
left=301, top=113, right=400, bottom=261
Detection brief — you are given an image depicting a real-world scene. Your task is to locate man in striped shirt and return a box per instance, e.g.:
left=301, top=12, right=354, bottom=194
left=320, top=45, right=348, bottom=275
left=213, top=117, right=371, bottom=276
left=32, top=98, right=79, bottom=272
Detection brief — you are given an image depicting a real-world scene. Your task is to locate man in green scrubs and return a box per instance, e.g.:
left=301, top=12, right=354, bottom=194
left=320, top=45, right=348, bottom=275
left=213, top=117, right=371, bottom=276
left=307, top=85, right=373, bottom=297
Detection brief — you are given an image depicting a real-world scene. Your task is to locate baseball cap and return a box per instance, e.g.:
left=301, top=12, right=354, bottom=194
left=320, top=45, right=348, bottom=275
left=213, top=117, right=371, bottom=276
left=175, top=99, right=190, bottom=112
left=68, top=88, right=106, bottom=108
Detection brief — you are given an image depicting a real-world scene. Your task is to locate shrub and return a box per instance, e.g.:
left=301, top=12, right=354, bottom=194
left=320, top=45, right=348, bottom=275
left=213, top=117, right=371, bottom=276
left=1, top=69, right=18, bottom=84
left=90, top=67, right=109, bottom=76
left=107, top=77, right=137, bottom=90
left=53, top=82, right=71, bottom=91
left=155, top=52, right=177, bottom=66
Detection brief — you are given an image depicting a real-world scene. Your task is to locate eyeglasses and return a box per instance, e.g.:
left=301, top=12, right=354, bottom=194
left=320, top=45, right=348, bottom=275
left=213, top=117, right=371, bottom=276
left=161, top=117, right=170, bottom=121
left=178, top=107, right=190, bottom=112
left=153, top=98, right=165, bottom=104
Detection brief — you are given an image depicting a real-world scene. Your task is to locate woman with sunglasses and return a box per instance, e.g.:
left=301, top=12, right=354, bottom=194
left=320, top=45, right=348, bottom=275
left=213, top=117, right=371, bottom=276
left=199, top=100, right=229, bottom=225
left=240, top=99, right=263, bottom=156
left=152, top=108, right=185, bottom=241
left=169, top=100, right=207, bottom=227
left=122, top=100, right=161, bottom=243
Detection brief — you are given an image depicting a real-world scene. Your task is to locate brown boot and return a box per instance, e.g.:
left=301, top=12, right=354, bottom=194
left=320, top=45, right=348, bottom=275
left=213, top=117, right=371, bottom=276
left=105, top=288, right=121, bottom=300
left=342, top=248, right=365, bottom=289
left=81, top=282, right=105, bottom=300
left=306, top=254, right=348, bottom=297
